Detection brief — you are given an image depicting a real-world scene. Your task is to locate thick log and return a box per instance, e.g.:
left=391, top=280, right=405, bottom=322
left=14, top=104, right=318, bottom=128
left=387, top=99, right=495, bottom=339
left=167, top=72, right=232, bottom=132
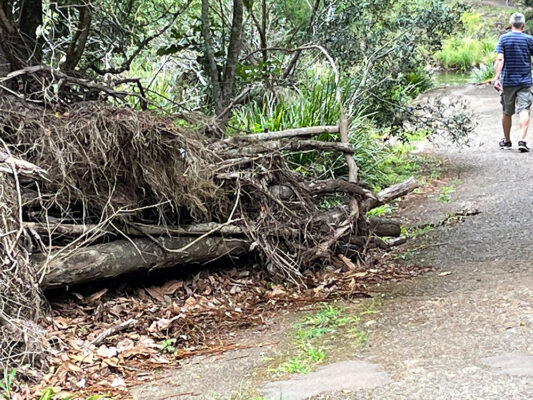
left=224, top=125, right=339, bottom=143
left=223, top=139, right=354, bottom=157
left=368, top=218, right=402, bottom=237
left=362, top=176, right=418, bottom=211
left=349, top=236, right=390, bottom=250
left=37, top=236, right=249, bottom=289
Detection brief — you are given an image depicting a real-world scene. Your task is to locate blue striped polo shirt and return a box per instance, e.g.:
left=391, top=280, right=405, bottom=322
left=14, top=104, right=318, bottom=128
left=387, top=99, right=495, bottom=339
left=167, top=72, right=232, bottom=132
left=496, top=31, right=533, bottom=87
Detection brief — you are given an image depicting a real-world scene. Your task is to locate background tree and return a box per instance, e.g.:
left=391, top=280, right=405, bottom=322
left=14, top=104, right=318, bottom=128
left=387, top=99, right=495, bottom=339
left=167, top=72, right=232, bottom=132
left=0, top=0, right=43, bottom=69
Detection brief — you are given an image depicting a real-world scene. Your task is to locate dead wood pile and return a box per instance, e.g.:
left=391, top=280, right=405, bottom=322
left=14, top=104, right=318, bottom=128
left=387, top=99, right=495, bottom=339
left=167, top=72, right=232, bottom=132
left=0, top=92, right=416, bottom=378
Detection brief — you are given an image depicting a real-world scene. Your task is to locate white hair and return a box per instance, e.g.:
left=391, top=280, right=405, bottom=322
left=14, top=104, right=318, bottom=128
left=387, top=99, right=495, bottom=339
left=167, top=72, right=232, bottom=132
left=510, top=13, right=526, bottom=27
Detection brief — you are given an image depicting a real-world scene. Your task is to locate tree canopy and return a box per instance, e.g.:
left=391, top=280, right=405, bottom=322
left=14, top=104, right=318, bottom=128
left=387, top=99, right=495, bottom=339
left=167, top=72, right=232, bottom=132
left=0, top=0, right=465, bottom=119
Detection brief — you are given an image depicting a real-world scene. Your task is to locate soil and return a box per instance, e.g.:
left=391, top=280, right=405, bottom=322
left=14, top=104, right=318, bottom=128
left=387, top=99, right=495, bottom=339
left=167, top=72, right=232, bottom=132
left=130, top=81, right=533, bottom=400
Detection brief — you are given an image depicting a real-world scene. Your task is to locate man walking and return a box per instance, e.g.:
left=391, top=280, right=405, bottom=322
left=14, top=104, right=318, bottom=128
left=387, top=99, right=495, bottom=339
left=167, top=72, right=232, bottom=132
left=494, top=13, right=533, bottom=152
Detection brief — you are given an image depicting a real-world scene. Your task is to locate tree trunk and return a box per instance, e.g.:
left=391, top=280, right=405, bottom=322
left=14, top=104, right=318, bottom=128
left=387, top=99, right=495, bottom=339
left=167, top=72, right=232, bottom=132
left=19, top=0, right=42, bottom=64
left=37, top=236, right=249, bottom=289
left=368, top=218, right=402, bottom=237
left=362, top=176, right=418, bottom=211
left=221, top=139, right=354, bottom=157
left=221, top=0, right=243, bottom=109
left=0, top=0, right=42, bottom=69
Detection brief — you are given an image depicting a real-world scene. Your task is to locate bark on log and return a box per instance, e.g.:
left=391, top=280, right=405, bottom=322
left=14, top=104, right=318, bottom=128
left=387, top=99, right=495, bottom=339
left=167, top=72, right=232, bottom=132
left=223, top=125, right=339, bottom=143
left=37, top=236, right=249, bottom=289
left=25, top=221, right=245, bottom=237
left=303, top=179, right=377, bottom=199
left=223, top=139, right=354, bottom=157
left=339, top=106, right=359, bottom=216
left=270, top=180, right=377, bottom=201
left=0, top=149, right=47, bottom=177
left=362, top=176, right=417, bottom=211
left=349, top=236, right=390, bottom=250
left=368, top=218, right=402, bottom=237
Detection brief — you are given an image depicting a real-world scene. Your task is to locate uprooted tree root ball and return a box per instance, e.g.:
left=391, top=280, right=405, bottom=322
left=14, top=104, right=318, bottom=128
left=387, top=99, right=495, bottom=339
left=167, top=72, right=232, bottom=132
left=0, top=97, right=227, bottom=222
left=0, top=174, right=49, bottom=379
left=0, top=93, right=416, bottom=390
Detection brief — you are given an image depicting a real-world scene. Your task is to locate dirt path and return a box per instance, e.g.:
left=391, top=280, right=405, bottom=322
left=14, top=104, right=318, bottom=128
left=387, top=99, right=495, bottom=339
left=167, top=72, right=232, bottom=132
left=131, top=85, right=532, bottom=399
left=470, top=0, right=516, bottom=9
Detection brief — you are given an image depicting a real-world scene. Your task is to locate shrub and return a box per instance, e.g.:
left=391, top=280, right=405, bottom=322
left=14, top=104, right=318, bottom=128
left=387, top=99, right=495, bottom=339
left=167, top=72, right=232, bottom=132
left=435, top=37, right=497, bottom=71
left=470, top=63, right=495, bottom=84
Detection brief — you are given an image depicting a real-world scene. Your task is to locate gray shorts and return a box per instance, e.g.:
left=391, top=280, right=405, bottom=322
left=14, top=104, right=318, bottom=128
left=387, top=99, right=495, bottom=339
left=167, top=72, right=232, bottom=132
left=501, top=86, right=532, bottom=116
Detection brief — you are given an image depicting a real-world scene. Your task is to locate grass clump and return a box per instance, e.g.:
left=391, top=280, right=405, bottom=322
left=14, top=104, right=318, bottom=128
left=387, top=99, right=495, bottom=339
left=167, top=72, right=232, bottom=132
left=438, top=184, right=456, bottom=203
left=470, top=63, right=495, bottom=84
left=272, top=303, right=369, bottom=377
left=435, top=37, right=496, bottom=71
left=0, top=368, right=16, bottom=400
left=402, top=224, right=434, bottom=239
left=367, top=204, right=394, bottom=217
left=434, top=11, right=497, bottom=72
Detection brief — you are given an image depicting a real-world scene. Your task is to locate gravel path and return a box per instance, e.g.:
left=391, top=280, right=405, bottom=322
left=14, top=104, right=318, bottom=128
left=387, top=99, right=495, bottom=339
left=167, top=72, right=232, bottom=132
left=469, top=0, right=515, bottom=9
left=300, top=84, right=533, bottom=399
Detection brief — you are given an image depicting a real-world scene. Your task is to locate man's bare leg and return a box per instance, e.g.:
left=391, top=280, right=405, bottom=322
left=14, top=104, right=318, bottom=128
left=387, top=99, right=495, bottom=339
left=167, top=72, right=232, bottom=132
left=519, top=110, right=530, bottom=140
left=502, top=113, right=512, bottom=142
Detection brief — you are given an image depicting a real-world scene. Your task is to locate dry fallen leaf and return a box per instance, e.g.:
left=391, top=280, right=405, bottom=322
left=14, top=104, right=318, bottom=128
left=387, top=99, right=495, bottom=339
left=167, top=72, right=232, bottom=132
left=145, top=286, right=166, bottom=302
left=86, top=288, right=109, bottom=303
left=116, top=338, right=135, bottom=353
left=161, top=280, right=183, bottom=295
left=338, top=254, right=357, bottom=270
left=111, top=376, right=126, bottom=388
left=97, top=345, right=118, bottom=358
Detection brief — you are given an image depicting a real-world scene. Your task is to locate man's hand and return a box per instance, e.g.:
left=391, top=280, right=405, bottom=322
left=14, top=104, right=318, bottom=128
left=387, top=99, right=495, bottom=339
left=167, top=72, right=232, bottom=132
left=494, top=79, right=502, bottom=92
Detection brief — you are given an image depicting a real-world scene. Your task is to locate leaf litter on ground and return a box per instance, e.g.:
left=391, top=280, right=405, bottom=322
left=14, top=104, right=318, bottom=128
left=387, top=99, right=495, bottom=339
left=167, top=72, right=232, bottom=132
left=20, top=253, right=431, bottom=399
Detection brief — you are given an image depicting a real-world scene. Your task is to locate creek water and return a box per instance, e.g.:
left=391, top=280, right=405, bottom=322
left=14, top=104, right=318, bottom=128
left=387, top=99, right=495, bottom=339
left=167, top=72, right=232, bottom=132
left=432, top=70, right=471, bottom=87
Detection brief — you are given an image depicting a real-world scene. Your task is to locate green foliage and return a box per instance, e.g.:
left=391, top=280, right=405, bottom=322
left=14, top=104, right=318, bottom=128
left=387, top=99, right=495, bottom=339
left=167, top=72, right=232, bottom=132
left=38, top=388, right=112, bottom=400
left=39, top=388, right=55, bottom=400
left=438, top=185, right=456, bottom=203
left=0, top=368, right=16, bottom=400
left=276, top=357, right=312, bottom=375
left=317, top=0, right=465, bottom=125
left=295, top=303, right=356, bottom=340
left=230, top=70, right=339, bottom=133
left=159, top=338, right=177, bottom=353
left=367, top=204, right=394, bottom=217
left=434, top=11, right=497, bottom=71
left=230, top=69, right=427, bottom=191
left=470, top=63, right=495, bottom=83
left=405, top=68, right=434, bottom=94
left=405, top=224, right=434, bottom=239
left=272, top=303, right=367, bottom=376
left=435, top=37, right=496, bottom=71
left=304, top=345, right=326, bottom=363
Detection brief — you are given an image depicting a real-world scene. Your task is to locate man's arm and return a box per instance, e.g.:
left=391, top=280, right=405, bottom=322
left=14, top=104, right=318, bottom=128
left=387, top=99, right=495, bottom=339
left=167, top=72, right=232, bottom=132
left=494, top=53, right=504, bottom=91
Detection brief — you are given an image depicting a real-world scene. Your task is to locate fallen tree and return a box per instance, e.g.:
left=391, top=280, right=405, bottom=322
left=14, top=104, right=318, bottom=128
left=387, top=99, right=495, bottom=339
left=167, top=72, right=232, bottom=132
left=0, top=67, right=418, bottom=376
left=38, top=236, right=249, bottom=289
left=0, top=92, right=417, bottom=286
